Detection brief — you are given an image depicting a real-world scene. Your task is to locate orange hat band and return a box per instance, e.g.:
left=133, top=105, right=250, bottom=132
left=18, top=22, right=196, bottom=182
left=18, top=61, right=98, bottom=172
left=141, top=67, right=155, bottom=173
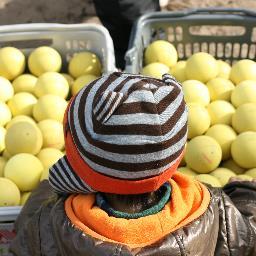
left=65, top=130, right=183, bottom=194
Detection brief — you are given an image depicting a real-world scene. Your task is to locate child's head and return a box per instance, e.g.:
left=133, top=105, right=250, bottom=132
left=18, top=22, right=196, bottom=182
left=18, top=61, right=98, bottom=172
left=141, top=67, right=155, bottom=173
left=49, top=72, right=188, bottom=198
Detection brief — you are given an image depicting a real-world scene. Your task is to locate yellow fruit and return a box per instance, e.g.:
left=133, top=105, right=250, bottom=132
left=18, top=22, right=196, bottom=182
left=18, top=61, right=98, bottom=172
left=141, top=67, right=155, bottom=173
left=0, top=76, right=14, bottom=102
left=182, top=80, right=210, bottom=106
left=141, top=62, right=169, bottom=79
left=206, top=77, right=234, bottom=101
left=40, top=168, right=49, bottom=181
left=4, top=153, right=43, bottom=192
left=12, top=74, right=37, bottom=94
left=68, top=51, right=101, bottom=78
left=5, top=121, right=43, bottom=156
left=33, top=95, right=67, bottom=122
left=245, top=168, right=256, bottom=178
left=206, top=124, right=236, bottom=160
left=5, top=115, right=36, bottom=130
left=185, top=52, right=218, bottom=83
left=2, top=149, right=11, bottom=160
left=178, top=167, right=197, bottom=177
left=28, top=46, right=62, bottom=76
left=210, top=168, right=236, bottom=186
left=20, top=192, right=31, bottom=205
left=8, top=92, right=37, bottom=117
left=34, top=72, right=69, bottom=99
left=185, top=136, right=222, bottom=173
left=0, top=102, right=12, bottom=126
left=170, top=61, right=186, bottom=82
left=195, top=174, right=221, bottom=187
left=37, top=148, right=64, bottom=169
left=144, top=40, right=178, bottom=68
left=230, top=59, right=256, bottom=84
left=37, top=119, right=64, bottom=150
left=72, top=74, right=98, bottom=96
left=0, top=127, right=6, bottom=153
left=217, top=60, right=231, bottom=79
left=236, top=174, right=253, bottom=181
left=207, top=100, right=235, bottom=125
left=221, top=159, right=245, bottom=175
left=231, top=80, right=256, bottom=107
left=0, top=157, right=7, bottom=177
left=0, top=177, right=20, bottom=206
left=0, top=47, right=25, bottom=80
left=231, top=132, right=256, bottom=168
left=232, top=103, right=256, bottom=133
left=187, top=103, right=210, bottom=139
left=61, top=73, right=74, bottom=88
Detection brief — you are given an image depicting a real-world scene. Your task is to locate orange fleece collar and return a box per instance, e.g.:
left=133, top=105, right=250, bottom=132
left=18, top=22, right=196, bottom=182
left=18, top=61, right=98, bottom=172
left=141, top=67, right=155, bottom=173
left=65, top=173, right=210, bottom=248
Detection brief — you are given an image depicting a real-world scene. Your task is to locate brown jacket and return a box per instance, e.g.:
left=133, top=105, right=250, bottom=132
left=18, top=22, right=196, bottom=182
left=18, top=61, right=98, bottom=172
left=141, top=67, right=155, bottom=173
left=10, top=180, right=256, bottom=256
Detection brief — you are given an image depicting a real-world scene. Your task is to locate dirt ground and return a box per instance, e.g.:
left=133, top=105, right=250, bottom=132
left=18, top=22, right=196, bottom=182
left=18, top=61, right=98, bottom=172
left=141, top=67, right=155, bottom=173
left=0, top=0, right=255, bottom=25
left=167, top=0, right=256, bottom=11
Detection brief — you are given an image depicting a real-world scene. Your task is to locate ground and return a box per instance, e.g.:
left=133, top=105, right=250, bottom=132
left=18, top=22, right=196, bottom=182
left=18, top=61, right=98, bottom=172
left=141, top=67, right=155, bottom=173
left=0, top=0, right=255, bottom=25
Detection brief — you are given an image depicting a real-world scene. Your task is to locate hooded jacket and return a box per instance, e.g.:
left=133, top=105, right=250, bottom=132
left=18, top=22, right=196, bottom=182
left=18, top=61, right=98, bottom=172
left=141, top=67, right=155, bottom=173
left=10, top=179, right=256, bottom=256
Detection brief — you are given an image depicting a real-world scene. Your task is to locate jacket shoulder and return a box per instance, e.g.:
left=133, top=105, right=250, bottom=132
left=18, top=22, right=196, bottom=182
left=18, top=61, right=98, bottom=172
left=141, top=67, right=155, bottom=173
left=209, top=184, right=256, bottom=256
left=10, top=181, right=59, bottom=256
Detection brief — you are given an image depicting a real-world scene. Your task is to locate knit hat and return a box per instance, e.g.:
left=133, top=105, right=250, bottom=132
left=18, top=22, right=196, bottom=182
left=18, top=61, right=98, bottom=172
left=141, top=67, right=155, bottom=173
left=49, top=72, right=188, bottom=195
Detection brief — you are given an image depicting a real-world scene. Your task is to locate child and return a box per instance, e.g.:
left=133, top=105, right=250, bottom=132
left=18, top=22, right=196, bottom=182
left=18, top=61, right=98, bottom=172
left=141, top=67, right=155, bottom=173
left=10, top=72, right=256, bottom=255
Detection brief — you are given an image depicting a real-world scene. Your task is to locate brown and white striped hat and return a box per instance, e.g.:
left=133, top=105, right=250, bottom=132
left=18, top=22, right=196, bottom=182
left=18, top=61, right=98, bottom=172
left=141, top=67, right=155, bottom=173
left=49, top=72, right=188, bottom=195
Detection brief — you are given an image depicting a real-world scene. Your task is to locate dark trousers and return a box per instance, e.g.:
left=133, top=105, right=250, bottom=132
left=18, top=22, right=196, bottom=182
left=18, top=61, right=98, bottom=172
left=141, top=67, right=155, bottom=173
left=93, top=0, right=160, bottom=69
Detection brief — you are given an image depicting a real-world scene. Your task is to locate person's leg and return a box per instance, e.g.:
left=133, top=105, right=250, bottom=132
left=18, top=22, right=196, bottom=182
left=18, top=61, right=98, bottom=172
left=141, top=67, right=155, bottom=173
left=93, top=0, right=160, bottom=69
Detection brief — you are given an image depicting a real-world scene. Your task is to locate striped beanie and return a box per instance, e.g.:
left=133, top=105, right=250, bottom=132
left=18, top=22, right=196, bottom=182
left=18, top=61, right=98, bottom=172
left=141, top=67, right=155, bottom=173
left=49, top=72, right=188, bottom=195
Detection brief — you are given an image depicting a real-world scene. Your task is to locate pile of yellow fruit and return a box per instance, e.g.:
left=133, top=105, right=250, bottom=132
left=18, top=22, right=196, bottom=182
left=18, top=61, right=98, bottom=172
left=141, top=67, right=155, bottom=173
left=1, top=39, right=256, bottom=207
left=0, top=46, right=102, bottom=207
left=142, top=40, right=256, bottom=187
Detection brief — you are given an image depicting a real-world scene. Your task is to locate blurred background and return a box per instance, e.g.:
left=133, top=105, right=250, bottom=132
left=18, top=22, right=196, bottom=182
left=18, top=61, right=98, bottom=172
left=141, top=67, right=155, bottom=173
left=0, top=0, right=255, bottom=25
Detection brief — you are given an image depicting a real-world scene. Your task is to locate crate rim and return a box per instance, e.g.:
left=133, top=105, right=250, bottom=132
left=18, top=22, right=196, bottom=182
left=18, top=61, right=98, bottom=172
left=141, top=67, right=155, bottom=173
left=127, top=7, right=256, bottom=48
left=0, top=22, right=110, bottom=33
left=125, top=7, right=256, bottom=73
left=0, top=22, right=116, bottom=74
left=0, top=206, right=22, bottom=222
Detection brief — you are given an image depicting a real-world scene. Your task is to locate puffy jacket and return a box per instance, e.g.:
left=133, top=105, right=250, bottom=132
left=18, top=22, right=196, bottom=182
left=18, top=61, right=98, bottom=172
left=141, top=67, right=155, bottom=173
left=10, top=180, right=256, bottom=256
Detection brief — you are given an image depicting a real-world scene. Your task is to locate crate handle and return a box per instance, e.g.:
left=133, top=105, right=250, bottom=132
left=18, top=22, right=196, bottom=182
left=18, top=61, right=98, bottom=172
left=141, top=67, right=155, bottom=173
left=188, top=25, right=246, bottom=37
left=187, top=7, right=256, bottom=17
left=125, top=47, right=137, bottom=65
left=135, top=8, right=256, bottom=22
